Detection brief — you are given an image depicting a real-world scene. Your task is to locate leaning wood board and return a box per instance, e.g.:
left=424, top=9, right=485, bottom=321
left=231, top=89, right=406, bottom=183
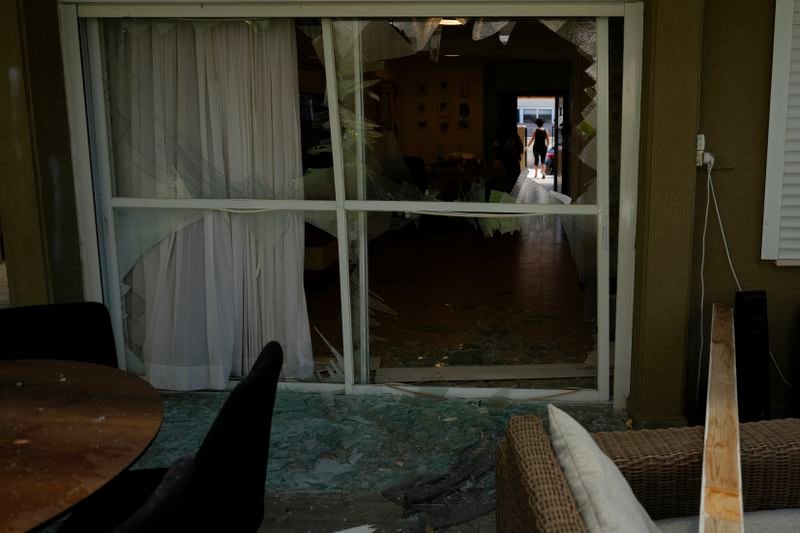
left=699, top=304, right=743, bottom=533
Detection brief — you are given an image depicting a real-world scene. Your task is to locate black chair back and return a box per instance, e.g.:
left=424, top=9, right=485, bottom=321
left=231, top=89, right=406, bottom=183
left=113, top=341, right=284, bottom=533
left=191, top=340, right=283, bottom=531
left=0, top=302, right=117, bottom=367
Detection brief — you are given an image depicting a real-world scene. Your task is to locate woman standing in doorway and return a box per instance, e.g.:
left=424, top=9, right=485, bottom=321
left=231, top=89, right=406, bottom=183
left=527, top=117, right=550, bottom=179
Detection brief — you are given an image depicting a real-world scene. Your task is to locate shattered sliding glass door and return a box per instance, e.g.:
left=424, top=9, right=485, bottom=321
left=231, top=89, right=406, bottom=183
left=85, top=18, right=346, bottom=389
left=80, top=7, right=629, bottom=399
left=327, top=17, right=621, bottom=395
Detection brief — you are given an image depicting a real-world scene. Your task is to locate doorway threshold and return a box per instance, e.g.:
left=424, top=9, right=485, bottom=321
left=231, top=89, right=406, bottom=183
left=276, top=381, right=607, bottom=402
left=374, top=363, right=594, bottom=384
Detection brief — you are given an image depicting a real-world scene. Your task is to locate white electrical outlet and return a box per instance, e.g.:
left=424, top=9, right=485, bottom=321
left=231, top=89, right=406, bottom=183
left=697, top=134, right=705, bottom=152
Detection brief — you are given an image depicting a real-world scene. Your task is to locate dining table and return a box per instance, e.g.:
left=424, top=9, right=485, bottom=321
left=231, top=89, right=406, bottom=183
left=0, top=359, right=163, bottom=532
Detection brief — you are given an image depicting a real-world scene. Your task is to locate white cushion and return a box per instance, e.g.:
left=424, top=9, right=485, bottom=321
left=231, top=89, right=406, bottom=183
left=656, top=508, right=800, bottom=533
left=547, top=404, right=660, bottom=533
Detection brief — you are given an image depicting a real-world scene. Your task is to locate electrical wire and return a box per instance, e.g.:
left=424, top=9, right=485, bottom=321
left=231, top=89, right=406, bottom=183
left=770, top=350, right=793, bottom=388
left=708, top=176, right=742, bottom=291
left=697, top=152, right=791, bottom=401
left=696, top=158, right=713, bottom=402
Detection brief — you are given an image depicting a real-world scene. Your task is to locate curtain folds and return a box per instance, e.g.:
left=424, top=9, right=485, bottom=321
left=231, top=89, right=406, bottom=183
left=106, top=19, right=313, bottom=389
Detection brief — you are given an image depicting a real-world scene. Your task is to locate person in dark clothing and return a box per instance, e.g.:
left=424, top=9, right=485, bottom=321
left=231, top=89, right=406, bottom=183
left=526, top=117, right=550, bottom=179
left=492, top=126, right=524, bottom=194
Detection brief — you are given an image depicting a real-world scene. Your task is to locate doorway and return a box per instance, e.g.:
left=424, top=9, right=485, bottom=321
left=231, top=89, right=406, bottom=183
left=517, top=95, right=564, bottom=192
left=332, top=17, right=615, bottom=392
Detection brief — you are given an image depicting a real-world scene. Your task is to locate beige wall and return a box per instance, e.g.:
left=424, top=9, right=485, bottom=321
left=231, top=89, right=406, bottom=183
left=631, top=0, right=800, bottom=425
left=386, top=56, right=485, bottom=163
left=0, top=0, right=48, bottom=305
left=689, top=0, right=800, bottom=417
left=629, top=0, right=704, bottom=426
left=0, top=0, right=84, bottom=306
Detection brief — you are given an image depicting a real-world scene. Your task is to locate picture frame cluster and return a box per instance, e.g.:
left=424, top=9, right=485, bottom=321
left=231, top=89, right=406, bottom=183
left=416, top=81, right=471, bottom=131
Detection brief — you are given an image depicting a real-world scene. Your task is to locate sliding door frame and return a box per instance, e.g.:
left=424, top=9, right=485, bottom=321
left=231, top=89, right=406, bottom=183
left=58, top=0, right=642, bottom=404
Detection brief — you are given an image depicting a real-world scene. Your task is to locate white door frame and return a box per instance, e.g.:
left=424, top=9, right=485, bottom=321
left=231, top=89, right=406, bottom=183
left=614, top=2, right=644, bottom=410
left=57, top=0, right=643, bottom=405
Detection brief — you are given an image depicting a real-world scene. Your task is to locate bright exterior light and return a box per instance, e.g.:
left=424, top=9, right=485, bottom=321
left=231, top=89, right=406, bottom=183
left=439, top=18, right=466, bottom=26
left=444, top=54, right=461, bottom=58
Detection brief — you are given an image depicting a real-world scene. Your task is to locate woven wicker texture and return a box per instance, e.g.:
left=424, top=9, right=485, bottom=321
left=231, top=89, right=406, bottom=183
left=593, top=425, right=704, bottom=519
left=496, top=416, right=586, bottom=533
left=594, top=418, right=800, bottom=520
left=739, top=418, right=800, bottom=511
left=497, top=416, right=800, bottom=529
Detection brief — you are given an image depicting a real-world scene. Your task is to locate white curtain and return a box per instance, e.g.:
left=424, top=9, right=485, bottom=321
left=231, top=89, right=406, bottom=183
left=106, top=19, right=314, bottom=389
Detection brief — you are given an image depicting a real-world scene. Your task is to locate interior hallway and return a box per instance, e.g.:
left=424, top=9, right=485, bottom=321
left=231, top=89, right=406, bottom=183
left=367, top=215, right=594, bottom=369
left=525, top=167, right=555, bottom=192
left=304, top=190, right=596, bottom=387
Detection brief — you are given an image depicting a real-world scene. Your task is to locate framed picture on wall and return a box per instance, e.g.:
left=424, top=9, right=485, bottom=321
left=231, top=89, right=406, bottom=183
left=438, top=97, right=450, bottom=117
left=416, top=82, right=427, bottom=97
left=417, top=120, right=428, bottom=129
left=439, top=81, right=448, bottom=93
left=417, top=102, right=426, bottom=115
left=459, top=85, right=469, bottom=99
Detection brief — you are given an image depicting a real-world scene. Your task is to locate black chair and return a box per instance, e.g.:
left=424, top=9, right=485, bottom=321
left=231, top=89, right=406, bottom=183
left=404, top=155, right=430, bottom=193
left=0, top=302, right=118, bottom=367
left=59, top=341, right=284, bottom=533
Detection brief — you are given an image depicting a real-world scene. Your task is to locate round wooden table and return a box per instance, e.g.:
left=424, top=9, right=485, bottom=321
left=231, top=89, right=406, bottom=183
left=0, top=360, right=163, bottom=532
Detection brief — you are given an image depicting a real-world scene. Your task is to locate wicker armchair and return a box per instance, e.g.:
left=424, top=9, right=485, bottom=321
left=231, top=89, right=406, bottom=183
left=496, top=416, right=800, bottom=532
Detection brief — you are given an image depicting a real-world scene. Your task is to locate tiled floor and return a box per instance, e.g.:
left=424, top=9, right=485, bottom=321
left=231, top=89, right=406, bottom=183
left=260, top=491, right=496, bottom=532
left=374, top=216, right=593, bottom=368
left=41, top=386, right=625, bottom=532
left=138, top=391, right=626, bottom=488
left=136, top=390, right=627, bottom=531
left=305, top=208, right=596, bottom=386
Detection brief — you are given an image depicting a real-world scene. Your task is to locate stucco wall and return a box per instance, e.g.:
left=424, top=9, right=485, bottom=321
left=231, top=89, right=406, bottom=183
left=688, top=0, right=800, bottom=417
left=629, top=0, right=704, bottom=426
left=0, top=0, right=84, bottom=305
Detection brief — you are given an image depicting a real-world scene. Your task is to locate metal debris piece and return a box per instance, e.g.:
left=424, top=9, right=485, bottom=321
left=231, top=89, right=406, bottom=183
left=314, top=326, right=345, bottom=382
left=334, top=526, right=377, bottom=533
left=382, top=439, right=496, bottom=530
left=348, top=451, right=364, bottom=465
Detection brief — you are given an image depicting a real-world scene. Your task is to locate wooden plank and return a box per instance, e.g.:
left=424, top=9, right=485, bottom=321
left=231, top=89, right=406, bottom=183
left=374, top=363, right=595, bottom=384
left=699, top=304, right=743, bottom=533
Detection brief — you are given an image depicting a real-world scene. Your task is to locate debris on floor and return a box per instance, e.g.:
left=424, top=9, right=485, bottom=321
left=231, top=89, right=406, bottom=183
left=314, top=326, right=345, bottom=383
left=333, top=525, right=377, bottom=533
left=383, top=437, right=496, bottom=531
left=135, top=390, right=627, bottom=494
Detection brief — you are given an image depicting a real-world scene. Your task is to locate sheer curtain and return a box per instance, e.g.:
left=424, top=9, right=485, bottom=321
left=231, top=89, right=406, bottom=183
left=105, top=19, right=313, bottom=389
